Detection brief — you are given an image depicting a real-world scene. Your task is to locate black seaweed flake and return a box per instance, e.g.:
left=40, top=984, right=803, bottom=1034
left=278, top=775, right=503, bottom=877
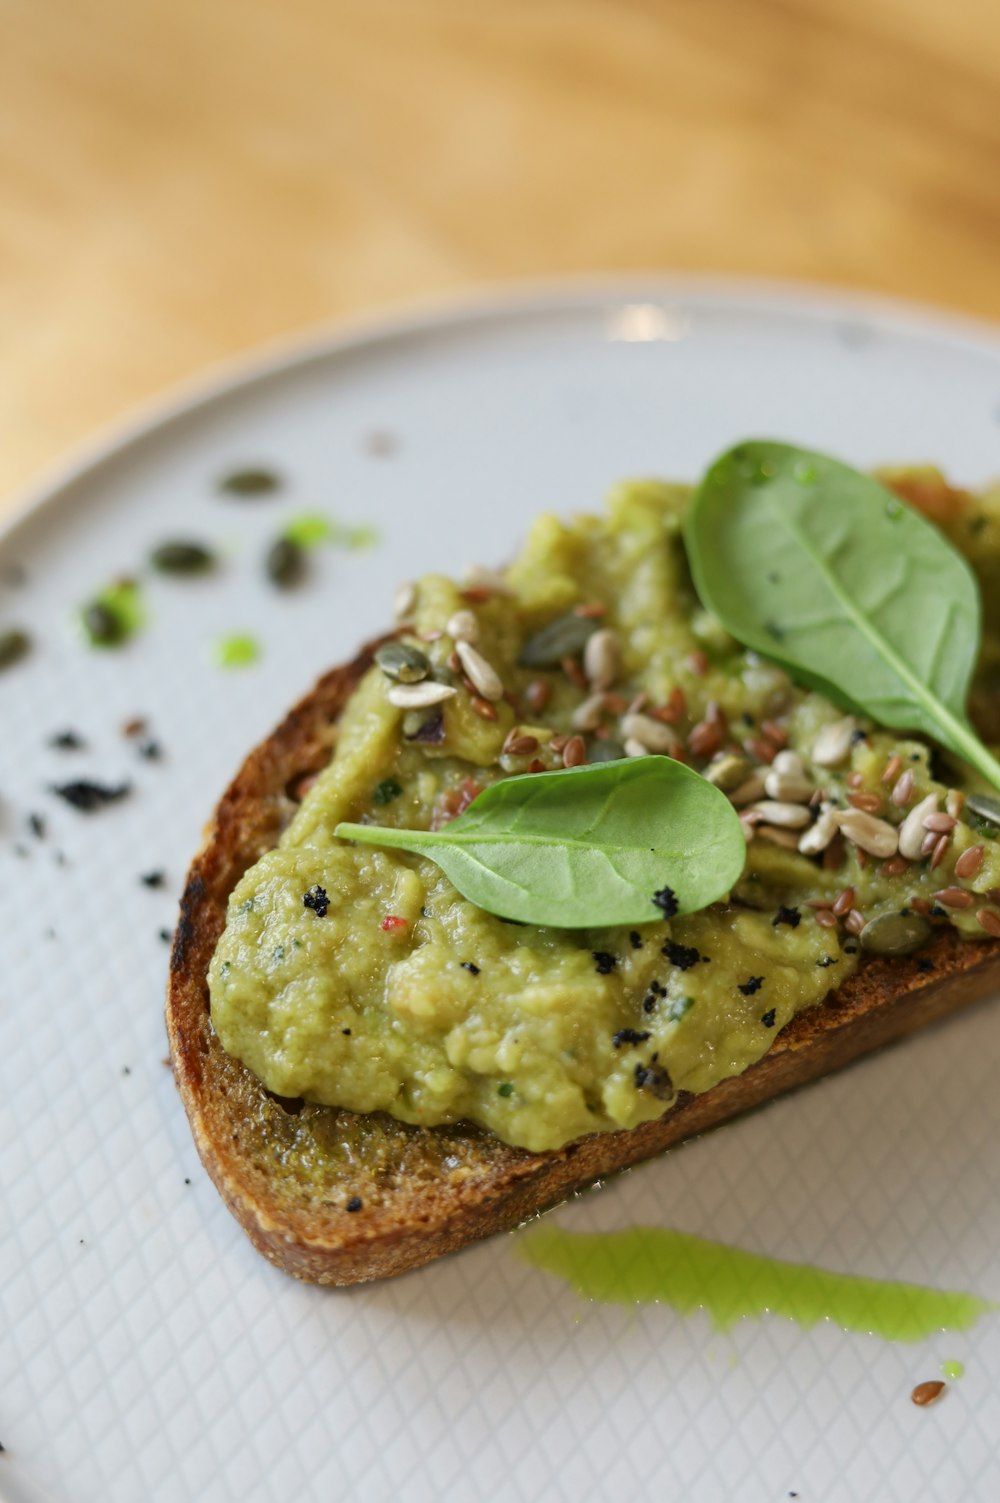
left=49, top=729, right=85, bottom=750
left=407, top=709, right=446, bottom=744
left=850, top=728, right=868, bottom=745
left=303, top=885, right=329, bottom=917
left=141, top=870, right=165, bottom=889
left=634, top=1058, right=673, bottom=1099
left=738, top=976, right=764, bottom=995
left=652, top=885, right=679, bottom=918
left=159, top=929, right=172, bottom=943
left=461, top=961, right=480, bottom=975
left=28, top=813, right=46, bottom=840
left=51, top=780, right=131, bottom=812
left=612, top=1028, right=651, bottom=1049
left=662, top=940, right=701, bottom=971
left=773, top=905, right=801, bottom=928
left=592, top=950, right=617, bottom=975
left=138, top=740, right=162, bottom=762
left=760, top=1008, right=777, bottom=1028
left=374, top=777, right=403, bottom=807
left=642, top=994, right=657, bottom=1014
left=629, top=930, right=643, bottom=950
left=916, top=957, right=936, bottom=973
left=346, top=1195, right=363, bottom=1213
left=817, top=954, right=838, bottom=968
left=497, top=1081, right=514, bottom=1097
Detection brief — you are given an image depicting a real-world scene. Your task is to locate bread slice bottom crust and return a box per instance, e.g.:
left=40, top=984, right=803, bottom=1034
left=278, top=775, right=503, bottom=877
left=165, top=643, right=1000, bottom=1285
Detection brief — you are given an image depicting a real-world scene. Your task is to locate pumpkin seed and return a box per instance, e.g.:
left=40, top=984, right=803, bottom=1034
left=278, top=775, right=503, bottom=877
left=966, top=792, right=1000, bottom=830
left=0, top=627, right=30, bottom=670
left=859, top=911, right=932, bottom=956
left=150, top=540, right=215, bottom=575
left=82, top=600, right=125, bottom=646
left=266, top=537, right=305, bottom=588
left=375, top=641, right=431, bottom=683
left=898, top=793, right=940, bottom=859
left=588, top=738, right=626, bottom=763
left=518, top=612, right=597, bottom=668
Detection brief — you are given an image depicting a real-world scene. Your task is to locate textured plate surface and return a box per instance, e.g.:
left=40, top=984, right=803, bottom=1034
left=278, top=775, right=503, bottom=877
left=2, top=281, right=1000, bottom=1503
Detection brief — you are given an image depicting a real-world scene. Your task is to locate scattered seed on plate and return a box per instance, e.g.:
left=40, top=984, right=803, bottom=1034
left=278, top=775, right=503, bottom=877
left=217, top=466, right=282, bottom=496
left=266, top=537, right=306, bottom=588
left=911, top=1381, right=946, bottom=1407
left=150, top=540, right=215, bottom=575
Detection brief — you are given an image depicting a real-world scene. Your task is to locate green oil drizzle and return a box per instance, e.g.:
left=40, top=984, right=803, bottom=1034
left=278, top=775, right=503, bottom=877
left=941, top=1358, right=966, bottom=1379
left=215, top=633, right=261, bottom=668
left=283, top=512, right=379, bottom=551
left=518, top=1226, right=996, bottom=1344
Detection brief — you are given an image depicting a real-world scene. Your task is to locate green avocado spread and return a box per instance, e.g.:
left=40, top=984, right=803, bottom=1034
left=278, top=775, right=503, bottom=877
left=209, top=473, right=1000, bottom=1153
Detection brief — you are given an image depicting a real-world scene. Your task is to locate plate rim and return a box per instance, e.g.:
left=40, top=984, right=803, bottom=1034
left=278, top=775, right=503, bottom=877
left=5, top=271, right=1000, bottom=548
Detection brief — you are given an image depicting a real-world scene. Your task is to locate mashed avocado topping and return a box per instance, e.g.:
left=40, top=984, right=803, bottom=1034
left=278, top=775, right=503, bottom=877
left=209, top=473, right=1000, bottom=1153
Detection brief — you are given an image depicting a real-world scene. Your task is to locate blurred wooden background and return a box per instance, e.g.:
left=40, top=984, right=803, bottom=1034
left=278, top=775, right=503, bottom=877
left=3, top=0, right=1000, bottom=510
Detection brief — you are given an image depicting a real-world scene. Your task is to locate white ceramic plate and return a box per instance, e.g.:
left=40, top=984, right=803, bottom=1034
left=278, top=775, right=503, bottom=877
left=3, top=281, right=1000, bottom=1503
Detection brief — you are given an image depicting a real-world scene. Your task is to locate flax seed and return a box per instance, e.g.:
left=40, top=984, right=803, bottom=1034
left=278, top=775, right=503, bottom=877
left=562, top=655, right=588, bottom=689
left=815, top=909, right=838, bottom=928
left=604, top=693, right=628, bottom=715
left=920, top=830, right=939, bottom=856
left=502, top=731, right=539, bottom=758
left=845, top=909, right=866, bottom=936
left=911, top=1381, right=946, bottom=1407
left=933, top=886, right=975, bottom=909
left=744, top=736, right=777, bottom=765
left=686, top=650, right=709, bottom=677
left=848, top=791, right=883, bottom=814
left=910, top=897, right=933, bottom=916
left=955, top=845, right=985, bottom=879
left=562, top=735, right=587, bottom=768
left=549, top=734, right=569, bottom=753
left=688, top=720, right=723, bottom=759
left=891, top=769, right=915, bottom=807
left=470, top=696, right=498, bottom=721
left=881, top=754, right=903, bottom=785
left=846, top=771, right=863, bottom=789
left=923, top=812, right=957, bottom=833
left=879, top=854, right=910, bottom=877
left=760, top=719, right=788, bottom=748
left=447, top=649, right=461, bottom=674
left=527, top=758, right=546, bottom=774
left=572, top=602, right=607, bottom=619
left=525, top=679, right=551, bottom=713
left=977, top=908, right=1000, bottom=938
left=832, top=887, right=855, bottom=918
left=930, top=834, right=951, bottom=869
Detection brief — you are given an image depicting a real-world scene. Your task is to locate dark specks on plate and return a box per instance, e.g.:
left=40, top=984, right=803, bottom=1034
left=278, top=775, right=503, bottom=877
left=216, top=465, right=283, bottom=497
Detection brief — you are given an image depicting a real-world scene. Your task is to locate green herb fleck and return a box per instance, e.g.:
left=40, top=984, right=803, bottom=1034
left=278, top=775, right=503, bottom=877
left=80, top=580, right=144, bottom=648
left=374, top=777, right=403, bottom=806
left=216, top=633, right=260, bottom=669
left=666, top=995, right=694, bottom=1022
left=498, top=1082, right=514, bottom=1098
left=217, top=466, right=282, bottom=497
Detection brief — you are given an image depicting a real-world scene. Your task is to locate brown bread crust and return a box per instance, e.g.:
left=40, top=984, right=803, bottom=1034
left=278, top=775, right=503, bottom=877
left=165, top=641, right=1000, bottom=1286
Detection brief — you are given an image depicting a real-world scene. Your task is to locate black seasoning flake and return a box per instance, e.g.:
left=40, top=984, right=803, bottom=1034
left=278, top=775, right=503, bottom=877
left=817, top=954, right=837, bottom=968
left=49, top=729, right=85, bottom=750
left=642, top=994, right=657, bottom=1014
left=461, top=961, right=480, bottom=975
left=138, top=740, right=162, bottom=762
left=738, top=976, right=764, bottom=996
left=159, top=929, right=172, bottom=943
left=629, top=930, right=643, bottom=950
left=662, top=940, right=701, bottom=971
left=929, top=904, right=947, bottom=918
left=28, top=812, right=46, bottom=840
left=634, top=1059, right=673, bottom=1099
left=760, top=1008, right=777, bottom=1028
left=916, top=957, right=936, bottom=972
left=51, top=780, right=131, bottom=813
left=303, top=884, right=329, bottom=918
left=850, top=728, right=868, bottom=745
left=407, top=709, right=446, bottom=744
left=652, top=885, right=679, bottom=918
left=612, top=1028, right=651, bottom=1049
left=773, top=905, right=801, bottom=928
left=592, top=950, right=617, bottom=975
left=374, top=777, right=403, bottom=807
left=141, top=870, right=165, bottom=889
left=345, top=1195, right=363, bottom=1213
left=341, top=1027, right=352, bottom=1036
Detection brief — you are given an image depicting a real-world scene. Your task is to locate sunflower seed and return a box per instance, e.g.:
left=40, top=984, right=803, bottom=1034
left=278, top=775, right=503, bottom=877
left=834, top=808, right=899, bottom=857
left=583, top=628, right=621, bottom=690
left=898, top=793, right=940, bottom=859
left=624, top=737, right=652, bottom=758
left=705, top=753, right=753, bottom=792
left=728, top=771, right=768, bottom=807
left=386, top=681, right=457, bottom=709
left=446, top=609, right=479, bottom=644
left=764, top=768, right=814, bottom=803
left=572, top=693, right=609, bottom=732
left=811, top=716, right=858, bottom=768
left=797, top=804, right=840, bottom=855
left=755, top=826, right=802, bottom=849
left=455, top=641, right=504, bottom=701
left=745, top=799, right=813, bottom=829
left=462, top=564, right=512, bottom=596
left=394, top=582, right=417, bottom=620
left=620, top=713, right=682, bottom=755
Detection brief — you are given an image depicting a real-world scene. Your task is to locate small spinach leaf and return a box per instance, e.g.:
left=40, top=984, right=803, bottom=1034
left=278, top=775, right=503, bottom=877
left=684, top=440, right=1000, bottom=792
left=335, top=757, right=745, bottom=928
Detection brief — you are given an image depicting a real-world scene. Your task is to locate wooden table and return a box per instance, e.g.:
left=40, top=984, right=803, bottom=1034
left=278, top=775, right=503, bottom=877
left=4, top=0, right=1000, bottom=511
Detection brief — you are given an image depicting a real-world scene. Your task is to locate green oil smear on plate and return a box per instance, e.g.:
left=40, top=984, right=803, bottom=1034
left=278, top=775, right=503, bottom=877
left=81, top=579, right=145, bottom=647
left=215, top=633, right=261, bottom=668
left=518, top=1226, right=996, bottom=1343
left=941, top=1359, right=966, bottom=1379
left=283, top=512, right=379, bottom=550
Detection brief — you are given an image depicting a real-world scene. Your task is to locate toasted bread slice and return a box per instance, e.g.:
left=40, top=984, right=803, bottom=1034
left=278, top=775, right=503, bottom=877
left=166, top=637, right=1000, bottom=1285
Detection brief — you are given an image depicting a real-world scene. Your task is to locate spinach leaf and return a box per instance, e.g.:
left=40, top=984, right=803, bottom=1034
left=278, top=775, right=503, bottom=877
left=335, top=757, right=745, bottom=928
left=684, top=440, right=1000, bottom=792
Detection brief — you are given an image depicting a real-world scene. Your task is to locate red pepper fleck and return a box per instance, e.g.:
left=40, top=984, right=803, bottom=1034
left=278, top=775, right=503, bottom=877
left=381, top=915, right=408, bottom=932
